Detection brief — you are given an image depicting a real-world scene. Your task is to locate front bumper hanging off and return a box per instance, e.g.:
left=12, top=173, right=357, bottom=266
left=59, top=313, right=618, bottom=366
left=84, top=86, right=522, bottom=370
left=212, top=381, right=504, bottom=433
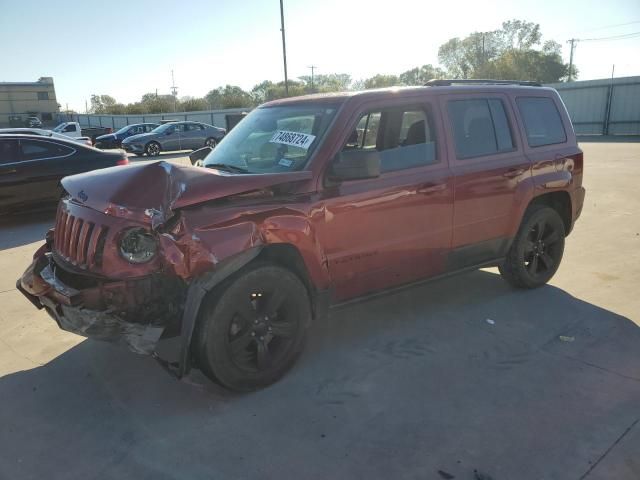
left=17, top=253, right=178, bottom=356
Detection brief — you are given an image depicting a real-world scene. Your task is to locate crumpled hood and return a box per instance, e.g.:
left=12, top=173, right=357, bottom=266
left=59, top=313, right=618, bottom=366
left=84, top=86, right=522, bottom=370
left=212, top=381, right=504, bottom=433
left=61, top=161, right=312, bottom=228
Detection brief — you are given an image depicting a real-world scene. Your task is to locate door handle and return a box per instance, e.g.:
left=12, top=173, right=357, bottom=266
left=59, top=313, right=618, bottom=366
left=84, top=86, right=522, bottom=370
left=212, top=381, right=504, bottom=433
left=503, top=168, right=525, bottom=178
left=418, top=183, right=447, bottom=194
left=0, top=168, right=17, bottom=175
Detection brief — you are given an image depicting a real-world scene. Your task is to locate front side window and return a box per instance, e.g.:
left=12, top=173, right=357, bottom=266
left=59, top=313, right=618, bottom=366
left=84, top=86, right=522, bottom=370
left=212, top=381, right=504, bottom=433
left=203, top=104, right=338, bottom=173
left=341, top=106, right=437, bottom=173
left=20, top=140, right=73, bottom=161
left=448, top=98, right=515, bottom=159
left=63, top=124, right=75, bottom=133
left=517, top=97, right=567, bottom=147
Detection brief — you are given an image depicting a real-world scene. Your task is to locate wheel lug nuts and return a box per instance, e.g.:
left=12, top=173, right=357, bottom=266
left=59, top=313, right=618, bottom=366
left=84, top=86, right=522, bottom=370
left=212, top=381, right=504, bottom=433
left=251, top=332, right=256, bottom=337
left=259, top=336, right=264, bottom=341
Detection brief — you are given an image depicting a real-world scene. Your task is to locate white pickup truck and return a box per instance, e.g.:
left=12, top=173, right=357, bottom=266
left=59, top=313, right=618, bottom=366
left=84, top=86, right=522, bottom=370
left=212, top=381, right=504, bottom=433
left=52, top=122, right=113, bottom=143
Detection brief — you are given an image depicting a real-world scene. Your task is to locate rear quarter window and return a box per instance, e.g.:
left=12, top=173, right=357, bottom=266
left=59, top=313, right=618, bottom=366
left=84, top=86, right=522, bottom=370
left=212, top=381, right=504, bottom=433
left=516, top=97, right=567, bottom=147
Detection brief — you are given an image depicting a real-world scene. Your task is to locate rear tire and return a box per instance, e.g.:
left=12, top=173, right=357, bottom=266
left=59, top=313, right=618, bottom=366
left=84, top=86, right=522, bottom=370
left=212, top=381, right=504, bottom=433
left=499, top=205, right=565, bottom=289
left=205, top=137, right=217, bottom=149
left=195, top=263, right=311, bottom=391
left=145, top=141, right=161, bottom=157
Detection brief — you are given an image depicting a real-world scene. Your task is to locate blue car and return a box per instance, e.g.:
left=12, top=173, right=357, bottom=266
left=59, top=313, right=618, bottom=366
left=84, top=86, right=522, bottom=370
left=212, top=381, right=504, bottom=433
left=94, top=123, right=159, bottom=149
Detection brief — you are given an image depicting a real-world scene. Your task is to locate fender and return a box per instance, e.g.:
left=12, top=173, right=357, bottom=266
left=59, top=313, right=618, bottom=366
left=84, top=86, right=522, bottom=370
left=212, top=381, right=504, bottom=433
left=155, top=246, right=262, bottom=378
left=505, top=170, right=572, bottom=238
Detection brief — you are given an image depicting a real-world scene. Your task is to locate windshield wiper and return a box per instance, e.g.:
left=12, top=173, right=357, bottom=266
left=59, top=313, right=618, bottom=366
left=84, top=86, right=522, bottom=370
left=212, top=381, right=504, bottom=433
left=205, top=163, right=250, bottom=174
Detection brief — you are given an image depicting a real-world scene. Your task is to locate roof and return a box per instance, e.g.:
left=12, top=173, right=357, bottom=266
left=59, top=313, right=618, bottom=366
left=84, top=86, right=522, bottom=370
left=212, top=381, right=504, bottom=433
left=261, top=83, right=554, bottom=108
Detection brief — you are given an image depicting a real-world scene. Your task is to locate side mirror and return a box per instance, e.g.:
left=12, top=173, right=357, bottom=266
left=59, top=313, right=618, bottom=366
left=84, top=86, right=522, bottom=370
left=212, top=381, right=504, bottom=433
left=330, top=149, right=380, bottom=181
left=189, top=146, right=212, bottom=165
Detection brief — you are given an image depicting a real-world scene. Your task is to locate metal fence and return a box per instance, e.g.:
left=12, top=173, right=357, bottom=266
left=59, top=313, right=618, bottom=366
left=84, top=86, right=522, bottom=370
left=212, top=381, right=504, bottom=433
left=548, top=76, right=640, bottom=136
left=56, top=107, right=251, bottom=131
left=56, top=77, right=640, bottom=136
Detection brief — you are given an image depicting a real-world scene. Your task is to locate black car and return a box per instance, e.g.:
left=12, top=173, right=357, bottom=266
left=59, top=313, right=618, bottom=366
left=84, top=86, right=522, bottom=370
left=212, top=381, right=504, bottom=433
left=94, top=123, right=159, bottom=149
left=0, top=134, right=129, bottom=215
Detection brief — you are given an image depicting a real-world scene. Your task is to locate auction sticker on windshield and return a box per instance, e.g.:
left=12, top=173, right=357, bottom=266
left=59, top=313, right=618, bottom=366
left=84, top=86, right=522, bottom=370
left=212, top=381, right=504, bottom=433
left=270, top=130, right=316, bottom=150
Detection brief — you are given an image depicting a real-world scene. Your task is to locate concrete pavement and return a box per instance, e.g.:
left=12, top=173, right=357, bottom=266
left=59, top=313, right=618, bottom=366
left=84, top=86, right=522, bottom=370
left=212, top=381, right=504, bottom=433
left=0, top=143, right=638, bottom=480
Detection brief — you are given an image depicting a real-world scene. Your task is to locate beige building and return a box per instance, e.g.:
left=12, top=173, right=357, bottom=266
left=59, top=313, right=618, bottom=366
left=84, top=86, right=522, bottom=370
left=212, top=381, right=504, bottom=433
left=0, top=77, right=59, bottom=127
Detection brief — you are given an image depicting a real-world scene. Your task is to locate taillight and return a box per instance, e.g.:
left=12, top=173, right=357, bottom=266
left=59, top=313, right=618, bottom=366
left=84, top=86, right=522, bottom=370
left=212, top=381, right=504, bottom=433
left=116, top=155, right=129, bottom=166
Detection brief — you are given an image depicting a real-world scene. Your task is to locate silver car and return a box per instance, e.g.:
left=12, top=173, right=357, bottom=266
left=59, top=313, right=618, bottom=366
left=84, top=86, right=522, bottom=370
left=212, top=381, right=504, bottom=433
left=121, top=121, right=226, bottom=157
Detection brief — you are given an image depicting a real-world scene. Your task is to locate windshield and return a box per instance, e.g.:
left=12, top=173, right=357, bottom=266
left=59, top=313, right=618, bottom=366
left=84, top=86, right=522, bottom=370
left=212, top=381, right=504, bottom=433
left=52, top=123, right=66, bottom=132
left=152, top=123, right=175, bottom=133
left=115, top=125, right=133, bottom=134
left=203, top=104, right=338, bottom=173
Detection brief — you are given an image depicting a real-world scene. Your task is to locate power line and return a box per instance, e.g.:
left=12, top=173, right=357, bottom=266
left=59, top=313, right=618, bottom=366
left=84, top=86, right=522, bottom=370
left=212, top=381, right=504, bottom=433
left=581, top=31, right=640, bottom=42
left=576, top=20, right=640, bottom=34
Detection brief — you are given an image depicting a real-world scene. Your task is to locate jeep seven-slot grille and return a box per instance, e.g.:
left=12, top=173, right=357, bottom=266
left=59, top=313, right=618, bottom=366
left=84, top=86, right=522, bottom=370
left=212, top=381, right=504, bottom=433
left=53, top=210, right=109, bottom=268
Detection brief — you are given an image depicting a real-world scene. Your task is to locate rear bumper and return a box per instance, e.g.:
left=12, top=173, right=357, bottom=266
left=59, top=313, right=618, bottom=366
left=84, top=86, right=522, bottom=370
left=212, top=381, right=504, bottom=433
left=17, top=251, right=183, bottom=355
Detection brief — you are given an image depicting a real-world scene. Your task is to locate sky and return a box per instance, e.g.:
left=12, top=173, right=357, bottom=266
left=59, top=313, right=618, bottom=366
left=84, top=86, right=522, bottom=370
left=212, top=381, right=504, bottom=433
left=0, top=0, right=639, bottom=111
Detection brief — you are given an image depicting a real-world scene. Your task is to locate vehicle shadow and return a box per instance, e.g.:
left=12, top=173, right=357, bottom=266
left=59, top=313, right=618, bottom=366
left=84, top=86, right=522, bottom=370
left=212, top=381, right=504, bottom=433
left=1, top=270, right=639, bottom=479
left=0, top=209, right=56, bottom=251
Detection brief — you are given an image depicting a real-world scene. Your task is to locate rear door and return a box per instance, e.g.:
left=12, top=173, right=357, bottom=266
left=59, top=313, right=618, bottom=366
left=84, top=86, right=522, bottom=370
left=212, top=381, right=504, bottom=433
left=439, top=93, right=531, bottom=269
left=0, top=138, right=24, bottom=210
left=0, top=138, right=75, bottom=211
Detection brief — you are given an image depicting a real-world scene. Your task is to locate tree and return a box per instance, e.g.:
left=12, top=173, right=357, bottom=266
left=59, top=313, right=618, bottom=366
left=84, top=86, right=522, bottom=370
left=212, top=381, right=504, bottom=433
left=89, top=94, right=117, bottom=114
left=297, top=73, right=352, bottom=93
left=398, top=64, right=446, bottom=85
left=181, top=97, right=209, bottom=111
left=437, top=19, right=573, bottom=83
left=363, top=74, right=399, bottom=89
left=205, top=85, right=254, bottom=109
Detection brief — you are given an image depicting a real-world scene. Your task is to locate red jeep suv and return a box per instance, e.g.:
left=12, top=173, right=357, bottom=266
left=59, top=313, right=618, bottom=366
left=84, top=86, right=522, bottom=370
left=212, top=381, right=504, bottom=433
left=18, top=80, right=585, bottom=391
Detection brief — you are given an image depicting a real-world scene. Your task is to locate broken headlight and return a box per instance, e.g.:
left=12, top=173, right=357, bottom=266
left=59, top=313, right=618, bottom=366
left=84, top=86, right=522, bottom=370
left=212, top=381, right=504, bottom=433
left=119, top=228, right=157, bottom=264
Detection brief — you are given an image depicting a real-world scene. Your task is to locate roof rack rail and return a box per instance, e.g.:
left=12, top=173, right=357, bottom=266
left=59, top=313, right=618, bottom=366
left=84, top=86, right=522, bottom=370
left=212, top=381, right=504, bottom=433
left=424, top=79, right=542, bottom=87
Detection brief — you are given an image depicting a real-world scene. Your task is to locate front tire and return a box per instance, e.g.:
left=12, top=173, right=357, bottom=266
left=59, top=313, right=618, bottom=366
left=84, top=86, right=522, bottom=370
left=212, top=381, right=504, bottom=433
left=205, top=137, right=218, bottom=149
left=195, top=263, right=311, bottom=391
left=499, top=205, right=565, bottom=289
left=145, top=141, right=161, bottom=157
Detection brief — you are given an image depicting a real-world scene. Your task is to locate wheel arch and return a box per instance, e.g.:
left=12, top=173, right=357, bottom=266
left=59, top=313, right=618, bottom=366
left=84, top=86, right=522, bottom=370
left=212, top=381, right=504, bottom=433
left=528, top=191, right=573, bottom=235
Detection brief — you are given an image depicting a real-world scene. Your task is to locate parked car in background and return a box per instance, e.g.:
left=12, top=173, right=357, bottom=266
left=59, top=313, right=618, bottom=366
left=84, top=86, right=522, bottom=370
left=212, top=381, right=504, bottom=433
left=121, top=121, right=226, bottom=156
left=17, top=80, right=585, bottom=391
left=52, top=122, right=113, bottom=143
left=94, top=123, right=159, bottom=149
left=25, top=116, right=42, bottom=128
left=0, top=134, right=128, bottom=214
left=0, top=128, right=93, bottom=147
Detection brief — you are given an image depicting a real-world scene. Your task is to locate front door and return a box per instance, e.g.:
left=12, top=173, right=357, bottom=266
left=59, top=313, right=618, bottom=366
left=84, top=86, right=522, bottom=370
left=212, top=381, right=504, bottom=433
left=315, top=101, right=454, bottom=302
left=160, top=123, right=183, bottom=151
left=439, top=93, right=532, bottom=269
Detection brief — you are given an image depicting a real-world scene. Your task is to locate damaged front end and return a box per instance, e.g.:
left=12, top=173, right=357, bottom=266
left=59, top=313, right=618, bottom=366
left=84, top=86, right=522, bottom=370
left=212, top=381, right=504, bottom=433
left=18, top=226, right=187, bottom=356
left=17, top=160, right=312, bottom=377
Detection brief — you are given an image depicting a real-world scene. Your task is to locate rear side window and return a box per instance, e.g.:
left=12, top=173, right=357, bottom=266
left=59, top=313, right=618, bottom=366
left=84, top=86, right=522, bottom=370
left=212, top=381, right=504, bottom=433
left=20, top=140, right=74, bottom=160
left=0, top=139, right=21, bottom=164
left=448, top=98, right=514, bottom=159
left=516, top=97, right=567, bottom=147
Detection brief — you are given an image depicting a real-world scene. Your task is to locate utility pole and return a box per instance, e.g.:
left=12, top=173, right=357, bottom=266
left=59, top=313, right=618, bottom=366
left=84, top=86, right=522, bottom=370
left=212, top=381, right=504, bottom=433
left=279, top=0, right=289, bottom=96
left=308, top=65, right=317, bottom=91
left=567, top=39, right=577, bottom=82
left=85, top=100, right=88, bottom=114
left=170, top=70, right=178, bottom=112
